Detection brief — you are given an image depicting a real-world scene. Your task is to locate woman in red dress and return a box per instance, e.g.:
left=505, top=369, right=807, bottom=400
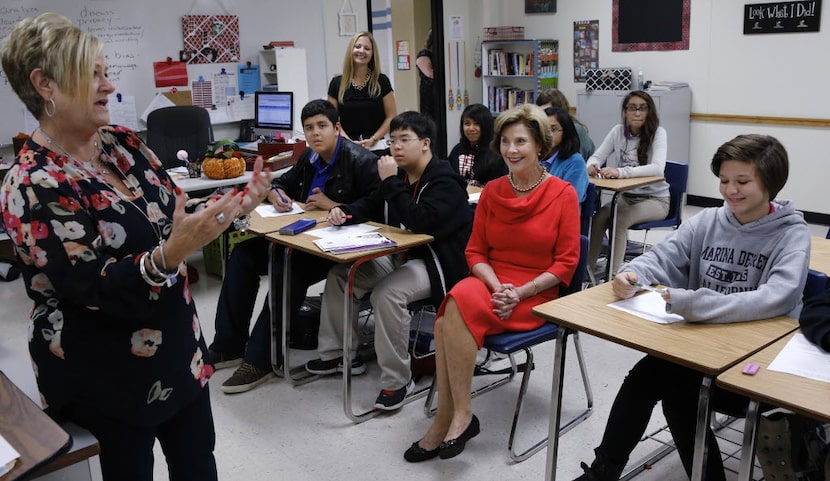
left=405, top=104, right=581, bottom=462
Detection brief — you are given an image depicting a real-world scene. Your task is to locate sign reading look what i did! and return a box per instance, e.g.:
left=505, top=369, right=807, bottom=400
left=744, top=1, right=822, bottom=33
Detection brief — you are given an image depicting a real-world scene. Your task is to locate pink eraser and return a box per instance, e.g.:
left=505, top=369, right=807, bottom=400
left=741, top=362, right=760, bottom=375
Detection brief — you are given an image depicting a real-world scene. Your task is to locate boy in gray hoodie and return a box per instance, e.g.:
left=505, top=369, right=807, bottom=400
left=575, top=134, right=811, bottom=481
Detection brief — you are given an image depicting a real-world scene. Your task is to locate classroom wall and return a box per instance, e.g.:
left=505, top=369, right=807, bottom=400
left=472, top=0, right=830, bottom=215
left=0, top=0, right=353, bottom=144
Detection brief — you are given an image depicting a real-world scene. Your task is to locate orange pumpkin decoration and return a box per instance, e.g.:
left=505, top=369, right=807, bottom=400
left=202, top=140, right=246, bottom=179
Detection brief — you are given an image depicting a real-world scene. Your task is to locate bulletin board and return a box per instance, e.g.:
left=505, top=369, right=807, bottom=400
left=613, top=0, right=690, bottom=51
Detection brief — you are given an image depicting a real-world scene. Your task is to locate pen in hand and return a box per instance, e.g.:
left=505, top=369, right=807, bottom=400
left=272, top=186, right=289, bottom=204
left=629, top=280, right=667, bottom=295
left=317, top=215, right=352, bottom=224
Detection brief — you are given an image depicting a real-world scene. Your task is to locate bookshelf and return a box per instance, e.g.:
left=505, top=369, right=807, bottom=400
left=481, top=39, right=558, bottom=115
left=258, top=48, right=310, bottom=132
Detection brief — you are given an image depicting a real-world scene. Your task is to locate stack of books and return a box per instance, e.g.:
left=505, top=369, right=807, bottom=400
left=649, top=81, right=688, bottom=91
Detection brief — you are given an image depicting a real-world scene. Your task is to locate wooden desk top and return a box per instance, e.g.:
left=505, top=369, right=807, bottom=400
left=717, top=331, right=830, bottom=424
left=0, top=371, right=71, bottom=480
left=589, top=175, right=664, bottom=192
left=810, top=236, right=830, bottom=275
left=264, top=221, right=433, bottom=263
left=532, top=283, right=798, bottom=375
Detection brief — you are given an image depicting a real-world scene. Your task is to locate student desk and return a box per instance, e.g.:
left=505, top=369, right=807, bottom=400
left=248, top=207, right=433, bottom=423
left=531, top=282, right=798, bottom=481
left=809, top=236, right=830, bottom=274
left=717, top=331, right=830, bottom=481
left=588, top=175, right=664, bottom=278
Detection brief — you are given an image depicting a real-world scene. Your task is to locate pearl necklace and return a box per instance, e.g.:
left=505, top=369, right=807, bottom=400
left=509, top=166, right=546, bottom=192
left=350, top=71, right=371, bottom=91
left=38, top=128, right=107, bottom=174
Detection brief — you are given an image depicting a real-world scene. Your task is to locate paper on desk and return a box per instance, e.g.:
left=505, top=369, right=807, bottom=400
left=607, top=291, right=684, bottom=324
left=254, top=203, right=303, bottom=218
left=305, top=223, right=378, bottom=239
left=0, top=433, right=20, bottom=476
left=768, top=333, right=830, bottom=383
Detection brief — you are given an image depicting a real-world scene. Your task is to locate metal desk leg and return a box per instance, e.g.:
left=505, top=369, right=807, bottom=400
left=271, top=245, right=319, bottom=385
left=343, top=260, right=381, bottom=423
left=545, top=327, right=569, bottom=481
left=737, top=400, right=761, bottom=481
left=605, top=192, right=621, bottom=281
left=691, top=376, right=714, bottom=481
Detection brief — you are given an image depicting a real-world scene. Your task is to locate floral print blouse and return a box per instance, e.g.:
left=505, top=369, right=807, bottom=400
left=0, top=126, right=213, bottom=425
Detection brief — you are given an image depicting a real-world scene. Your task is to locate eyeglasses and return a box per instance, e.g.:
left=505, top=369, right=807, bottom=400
left=388, top=137, right=422, bottom=147
left=625, top=104, right=649, bottom=113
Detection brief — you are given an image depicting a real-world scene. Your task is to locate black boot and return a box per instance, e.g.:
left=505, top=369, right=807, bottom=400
left=573, top=450, right=626, bottom=481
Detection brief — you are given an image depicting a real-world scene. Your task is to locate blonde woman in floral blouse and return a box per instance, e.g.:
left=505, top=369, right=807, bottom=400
left=0, top=13, right=271, bottom=481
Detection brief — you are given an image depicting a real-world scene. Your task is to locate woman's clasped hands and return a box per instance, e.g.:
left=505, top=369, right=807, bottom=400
left=491, top=283, right=521, bottom=320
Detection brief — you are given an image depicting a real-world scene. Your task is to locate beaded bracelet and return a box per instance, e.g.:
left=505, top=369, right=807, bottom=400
left=139, top=252, right=167, bottom=287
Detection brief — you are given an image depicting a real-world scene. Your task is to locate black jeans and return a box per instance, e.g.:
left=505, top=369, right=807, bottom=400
left=65, top=386, right=217, bottom=481
left=209, top=236, right=333, bottom=369
left=595, top=354, right=749, bottom=481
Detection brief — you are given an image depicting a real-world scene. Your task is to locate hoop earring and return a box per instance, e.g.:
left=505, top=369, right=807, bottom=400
left=44, top=98, right=56, bottom=118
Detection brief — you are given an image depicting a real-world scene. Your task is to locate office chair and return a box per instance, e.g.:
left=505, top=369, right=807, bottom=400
left=146, top=106, right=214, bottom=170
left=425, top=235, right=593, bottom=463
left=627, top=161, right=689, bottom=255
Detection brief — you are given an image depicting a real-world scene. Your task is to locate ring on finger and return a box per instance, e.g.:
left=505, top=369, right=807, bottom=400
left=215, top=212, right=226, bottom=224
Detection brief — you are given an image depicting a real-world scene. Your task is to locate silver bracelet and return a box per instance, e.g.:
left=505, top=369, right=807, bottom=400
left=157, top=241, right=177, bottom=274
left=148, top=247, right=178, bottom=286
left=531, top=279, right=540, bottom=296
left=139, top=252, right=167, bottom=287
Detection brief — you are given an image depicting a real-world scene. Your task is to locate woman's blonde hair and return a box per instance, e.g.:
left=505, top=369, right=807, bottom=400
left=337, top=31, right=382, bottom=104
left=492, top=104, right=554, bottom=159
left=1, top=12, right=102, bottom=119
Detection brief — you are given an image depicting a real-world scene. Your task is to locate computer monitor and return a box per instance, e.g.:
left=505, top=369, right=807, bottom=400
left=254, top=91, right=294, bottom=132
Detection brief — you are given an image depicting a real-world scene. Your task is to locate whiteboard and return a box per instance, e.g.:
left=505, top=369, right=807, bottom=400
left=0, top=0, right=331, bottom=146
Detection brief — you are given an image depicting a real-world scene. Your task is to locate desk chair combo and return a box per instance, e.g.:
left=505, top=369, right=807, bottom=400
left=617, top=268, right=829, bottom=481
left=424, top=235, right=593, bottom=463
left=146, top=105, right=214, bottom=169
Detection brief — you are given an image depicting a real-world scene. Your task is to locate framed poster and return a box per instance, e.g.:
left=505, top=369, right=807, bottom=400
left=613, top=0, right=690, bottom=51
left=526, top=0, right=556, bottom=14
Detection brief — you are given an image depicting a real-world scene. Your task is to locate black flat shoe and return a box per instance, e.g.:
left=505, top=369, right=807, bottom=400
left=404, top=441, right=440, bottom=462
left=438, top=414, right=480, bottom=459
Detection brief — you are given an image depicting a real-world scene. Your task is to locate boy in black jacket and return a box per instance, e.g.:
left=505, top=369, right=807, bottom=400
left=306, top=111, right=473, bottom=410
left=210, top=99, right=379, bottom=394
left=800, top=286, right=830, bottom=351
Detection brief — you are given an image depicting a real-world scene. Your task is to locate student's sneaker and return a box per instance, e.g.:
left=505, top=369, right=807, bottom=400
left=208, top=349, right=243, bottom=371
left=374, top=379, right=415, bottom=411
left=220, top=362, right=275, bottom=394
left=305, top=356, right=367, bottom=376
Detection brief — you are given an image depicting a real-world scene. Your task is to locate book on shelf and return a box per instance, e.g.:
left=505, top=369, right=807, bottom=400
left=312, top=232, right=397, bottom=255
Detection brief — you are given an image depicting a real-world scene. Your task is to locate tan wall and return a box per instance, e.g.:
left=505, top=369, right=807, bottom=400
left=390, top=0, right=418, bottom=112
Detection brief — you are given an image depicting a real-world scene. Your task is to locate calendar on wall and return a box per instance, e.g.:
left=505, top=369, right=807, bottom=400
left=181, top=15, right=240, bottom=63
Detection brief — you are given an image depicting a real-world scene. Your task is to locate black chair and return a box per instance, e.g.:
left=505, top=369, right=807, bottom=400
left=146, top=106, right=214, bottom=169
left=425, top=235, right=593, bottom=463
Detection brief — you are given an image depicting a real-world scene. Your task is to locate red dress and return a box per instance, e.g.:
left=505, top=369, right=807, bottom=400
left=441, top=175, right=581, bottom=347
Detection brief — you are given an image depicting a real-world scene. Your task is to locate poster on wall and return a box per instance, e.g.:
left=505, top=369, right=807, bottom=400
left=744, top=1, right=821, bottom=33
left=181, top=15, right=240, bottom=64
left=613, top=0, right=690, bottom=51
left=573, top=20, right=599, bottom=82
left=525, top=0, right=556, bottom=13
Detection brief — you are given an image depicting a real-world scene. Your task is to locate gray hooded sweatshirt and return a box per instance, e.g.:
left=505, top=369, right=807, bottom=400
left=620, top=199, right=811, bottom=323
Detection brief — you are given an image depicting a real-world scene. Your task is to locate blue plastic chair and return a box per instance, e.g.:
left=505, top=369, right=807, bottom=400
left=803, top=269, right=828, bottom=302
left=425, top=235, right=593, bottom=463
left=581, top=182, right=598, bottom=238
left=627, top=161, right=689, bottom=255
